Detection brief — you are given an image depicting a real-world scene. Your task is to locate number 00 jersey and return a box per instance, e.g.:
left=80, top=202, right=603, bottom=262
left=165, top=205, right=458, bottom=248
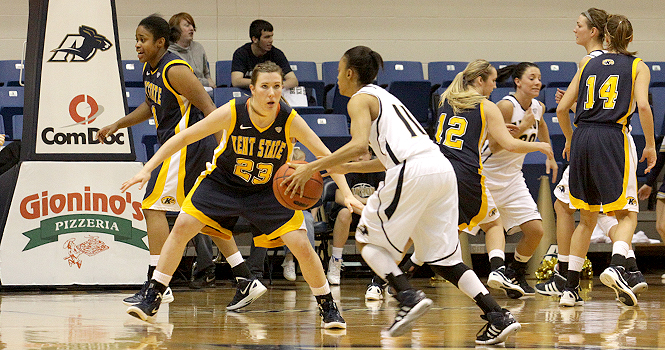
left=204, top=97, right=295, bottom=194
left=575, top=53, right=642, bottom=126
left=353, top=84, right=439, bottom=169
left=481, top=95, right=542, bottom=182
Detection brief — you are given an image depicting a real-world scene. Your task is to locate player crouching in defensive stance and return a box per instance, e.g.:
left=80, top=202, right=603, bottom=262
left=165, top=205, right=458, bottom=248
left=121, top=61, right=362, bottom=328
left=286, top=46, right=520, bottom=344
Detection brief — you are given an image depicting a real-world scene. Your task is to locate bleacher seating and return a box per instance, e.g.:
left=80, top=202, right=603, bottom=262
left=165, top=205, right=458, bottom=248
left=121, top=60, right=143, bottom=88
left=11, top=115, right=22, bottom=140
left=646, top=62, right=665, bottom=87
left=522, top=151, right=548, bottom=202
left=428, top=61, right=467, bottom=89
left=388, top=81, right=432, bottom=127
left=294, top=106, right=325, bottom=115
left=0, top=60, right=24, bottom=87
left=377, top=61, right=424, bottom=86
left=490, top=87, right=513, bottom=103
left=650, top=87, right=665, bottom=136
left=289, top=61, right=324, bottom=107
left=536, top=61, right=577, bottom=88
left=329, top=85, right=350, bottom=121
left=0, top=86, right=24, bottom=140
left=301, top=114, right=350, bottom=152
left=542, top=86, right=560, bottom=112
left=213, top=87, right=248, bottom=107
left=321, top=61, right=339, bottom=109
left=543, top=112, right=569, bottom=163
left=125, top=87, right=145, bottom=113
left=130, top=118, right=157, bottom=163
left=215, top=60, right=232, bottom=87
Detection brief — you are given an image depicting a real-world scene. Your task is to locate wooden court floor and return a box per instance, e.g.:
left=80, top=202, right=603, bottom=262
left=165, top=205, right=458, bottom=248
left=1, top=275, right=665, bottom=349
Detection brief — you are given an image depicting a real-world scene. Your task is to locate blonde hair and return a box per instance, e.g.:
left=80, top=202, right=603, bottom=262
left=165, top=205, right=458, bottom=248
left=605, top=14, right=636, bottom=56
left=440, top=59, right=494, bottom=114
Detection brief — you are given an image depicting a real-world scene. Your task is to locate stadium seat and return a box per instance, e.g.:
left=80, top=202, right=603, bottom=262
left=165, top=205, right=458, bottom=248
left=490, top=87, right=513, bottom=103
left=542, top=86, right=560, bottom=112
left=213, top=87, right=249, bottom=107
left=522, top=151, right=548, bottom=202
left=0, top=86, right=24, bottom=140
left=388, top=80, right=432, bottom=127
left=543, top=112, right=569, bottom=163
left=428, top=61, right=467, bottom=89
left=430, top=86, right=446, bottom=121
left=0, top=60, right=24, bottom=87
left=125, top=87, right=145, bottom=113
left=215, top=60, right=232, bottom=87
left=130, top=118, right=157, bottom=163
left=646, top=62, right=665, bottom=87
left=301, top=114, right=350, bottom=152
left=650, top=87, right=665, bottom=136
left=122, top=60, right=144, bottom=88
left=329, top=85, right=350, bottom=121
left=294, top=106, right=325, bottom=115
left=536, top=61, right=577, bottom=88
left=376, top=61, right=425, bottom=86
left=289, top=61, right=324, bottom=107
left=11, top=114, right=22, bottom=140
left=321, top=61, right=339, bottom=108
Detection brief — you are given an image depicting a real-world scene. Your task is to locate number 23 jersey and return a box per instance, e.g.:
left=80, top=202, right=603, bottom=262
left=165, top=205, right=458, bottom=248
left=205, top=96, right=295, bottom=194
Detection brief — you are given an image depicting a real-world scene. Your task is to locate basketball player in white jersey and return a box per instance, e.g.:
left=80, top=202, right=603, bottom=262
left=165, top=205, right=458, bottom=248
left=286, top=46, right=520, bottom=345
left=475, top=62, right=557, bottom=298
left=537, top=8, right=647, bottom=297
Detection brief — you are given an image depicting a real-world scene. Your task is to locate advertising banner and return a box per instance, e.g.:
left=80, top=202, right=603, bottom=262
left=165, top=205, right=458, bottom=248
left=0, top=162, right=148, bottom=285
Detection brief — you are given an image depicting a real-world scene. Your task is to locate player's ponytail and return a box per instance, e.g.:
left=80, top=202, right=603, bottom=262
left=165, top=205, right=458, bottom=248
left=343, top=46, right=384, bottom=85
left=496, top=62, right=539, bottom=90
left=605, top=14, right=636, bottom=56
left=441, top=59, right=493, bottom=114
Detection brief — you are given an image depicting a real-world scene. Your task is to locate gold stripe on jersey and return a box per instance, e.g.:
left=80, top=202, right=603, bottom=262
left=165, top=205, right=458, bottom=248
left=180, top=182, right=233, bottom=241
left=142, top=155, right=174, bottom=209
left=253, top=210, right=305, bottom=248
left=601, top=130, right=631, bottom=212
left=616, top=58, right=641, bottom=127
left=284, top=109, right=297, bottom=161
left=458, top=174, right=489, bottom=232
left=478, top=101, right=487, bottom=175
left=203, top=99, right=238, bottom=177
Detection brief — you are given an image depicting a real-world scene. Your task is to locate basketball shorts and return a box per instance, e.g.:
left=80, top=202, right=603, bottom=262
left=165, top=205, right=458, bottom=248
left=355, top=153, right=463, bottom=267
left=181, top=176, right=306, bottom=248
left=451, top=161, right=500, bottom=233
left=142, top=135, right=216, bottom=212
left=569, top=125, right=638, bottom=213
left=479, top=172, right=541, bottom=234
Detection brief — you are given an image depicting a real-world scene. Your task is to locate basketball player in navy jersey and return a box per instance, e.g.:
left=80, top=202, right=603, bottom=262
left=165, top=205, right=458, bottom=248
left=121, top=61, right=362, bottom=329
left=557, top=14, right=656, bottom=307
left=286, top=46, right=521, bottom=344
left=97, top=15, right=223, bottom=306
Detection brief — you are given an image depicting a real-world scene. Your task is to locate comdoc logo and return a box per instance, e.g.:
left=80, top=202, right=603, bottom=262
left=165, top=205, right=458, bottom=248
left=48, top=25, right=112, bottom=62
left=66, top=94, right=104, bottom=126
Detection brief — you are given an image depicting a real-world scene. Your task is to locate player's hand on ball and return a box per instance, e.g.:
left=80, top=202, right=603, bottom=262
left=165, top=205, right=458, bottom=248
left=285, top=162, right=313, bottom=198
left=121, top=170, right=150, bottom=192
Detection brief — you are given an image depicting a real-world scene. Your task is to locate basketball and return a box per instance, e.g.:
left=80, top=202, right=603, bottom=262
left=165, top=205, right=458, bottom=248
left=272, top=160, right=324, bottom=210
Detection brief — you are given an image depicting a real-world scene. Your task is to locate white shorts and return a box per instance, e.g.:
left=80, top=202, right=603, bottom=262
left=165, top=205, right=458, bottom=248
left=555, top=133, right=638, bottom=213
left=596, top=213, right=618, bottom=235
left=355, top=155, right=463, bottom=267
left=463, top=185, right=500, bottom=235
left=485, top=174, right=542, bottom=233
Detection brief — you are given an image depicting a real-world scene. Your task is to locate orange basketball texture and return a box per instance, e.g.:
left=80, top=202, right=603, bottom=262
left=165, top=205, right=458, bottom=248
left=272, top=161, right=323, bottom=210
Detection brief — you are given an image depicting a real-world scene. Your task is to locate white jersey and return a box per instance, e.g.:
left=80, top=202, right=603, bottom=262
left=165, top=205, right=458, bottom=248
left=480, top=95, right=543, bottom=182
left=354, top=84, right=440, bottom=170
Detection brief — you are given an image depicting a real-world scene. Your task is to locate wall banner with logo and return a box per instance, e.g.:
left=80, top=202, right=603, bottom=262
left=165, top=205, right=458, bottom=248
left=25, top=0, right=134, bottom=160
left=0, top=162, right=148, bottom=285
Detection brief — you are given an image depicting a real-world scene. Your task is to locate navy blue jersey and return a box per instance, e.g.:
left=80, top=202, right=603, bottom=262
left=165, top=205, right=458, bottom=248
left=143, top=51, right=206, bottom=144
left=575, top=53, right=642, bottom=127
left=205, top=97, right=295, bottom=194
left=434, top=98, right=487, bottom=173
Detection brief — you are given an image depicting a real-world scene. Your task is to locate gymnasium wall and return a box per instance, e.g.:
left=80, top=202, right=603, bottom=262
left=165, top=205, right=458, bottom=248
left=1, top=0, right=664, bottom=80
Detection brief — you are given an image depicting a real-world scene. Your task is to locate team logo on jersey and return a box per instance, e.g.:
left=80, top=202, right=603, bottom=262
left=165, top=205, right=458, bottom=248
left=488, top=208, right=498, bottom=217
left=48, top=25, right=112, bottom=62
left=275, top=127, right=283, bottom=133
left=161, top=196, right=176, bottom=205
left=602, top=59, right=615, bottom=66
left=357, top=224, right=368, bottom=236
left=557, top=185, right=566, bottom=193
left=627, top=197, right=637, bottom=206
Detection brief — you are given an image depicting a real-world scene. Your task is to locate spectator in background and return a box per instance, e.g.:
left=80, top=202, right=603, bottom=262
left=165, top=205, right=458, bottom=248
left=168, top=12, right=215, bottom=98
left=0, top=134, right=21, bottom=176
left=168, top=12, right=217, bottom=288
left=231, top=19, right=298, bottom=90
left=326, top=149, right=384, bottom=285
